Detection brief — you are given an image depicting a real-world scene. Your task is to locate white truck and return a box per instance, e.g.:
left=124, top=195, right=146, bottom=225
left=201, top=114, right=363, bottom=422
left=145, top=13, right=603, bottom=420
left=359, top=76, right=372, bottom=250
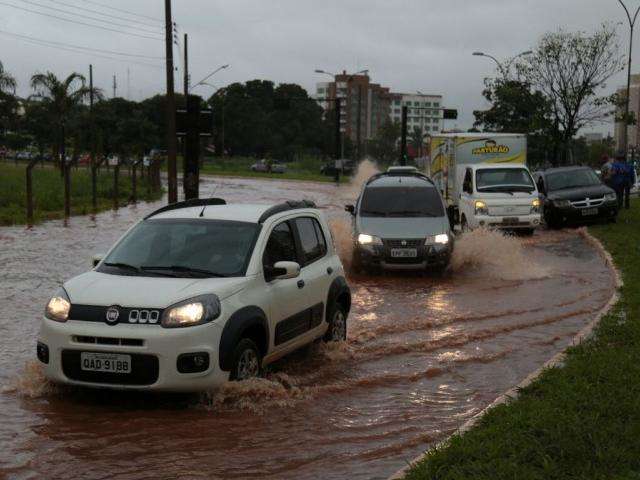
left=429, top=133, right=541, bottom=234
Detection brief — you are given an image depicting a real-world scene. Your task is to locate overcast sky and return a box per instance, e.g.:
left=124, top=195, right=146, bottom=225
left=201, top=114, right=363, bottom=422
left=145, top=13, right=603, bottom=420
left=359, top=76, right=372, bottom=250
left=0, top=0, right=635, bottom=134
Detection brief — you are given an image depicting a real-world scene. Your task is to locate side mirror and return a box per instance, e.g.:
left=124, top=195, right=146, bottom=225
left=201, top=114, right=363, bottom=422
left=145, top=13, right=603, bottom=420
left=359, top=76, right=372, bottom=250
left=344, top=204, right=355, bottom=215
left=266, top=261, right=300, bottom=281
left=92, top=253, right=104, bottom=267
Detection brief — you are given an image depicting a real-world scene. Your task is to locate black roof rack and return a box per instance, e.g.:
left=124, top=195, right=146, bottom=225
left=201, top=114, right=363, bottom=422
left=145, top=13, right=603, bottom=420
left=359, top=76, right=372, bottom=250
left=258, top=200, right=317, bottom=224
left=365, top=170, right=433, bottom=186
left=144, top=197, right=226, bottom=220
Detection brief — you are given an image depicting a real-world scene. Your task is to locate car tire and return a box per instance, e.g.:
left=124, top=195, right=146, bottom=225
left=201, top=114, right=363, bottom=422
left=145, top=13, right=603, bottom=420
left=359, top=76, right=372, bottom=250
left=519, top=228, right=535, bottom=236
left=544, top=210, right=562, bottom=229
left=324, top=303, right=347, bottom=342
left=461, top=215, right=469, bottom=232
left=229, top=338, right=262, bottom=381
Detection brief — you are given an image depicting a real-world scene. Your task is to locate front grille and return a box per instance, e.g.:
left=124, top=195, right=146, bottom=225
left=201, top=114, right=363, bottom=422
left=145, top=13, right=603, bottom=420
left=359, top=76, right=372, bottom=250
left=570, top=196, right=605, bottom=208
left=383, top=238, right=424, bottom=248
left=61, top=350, right=159, bottom=385
left=69, top=304, right=164, bottom=325
left=73, top=336, right=144, bottom=347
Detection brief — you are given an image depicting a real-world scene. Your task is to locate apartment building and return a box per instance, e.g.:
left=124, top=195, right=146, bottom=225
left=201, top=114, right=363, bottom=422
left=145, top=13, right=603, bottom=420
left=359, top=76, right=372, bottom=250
left=614, top=74, right=640, bottom=152
left=389, top=93, right=443, bottom=134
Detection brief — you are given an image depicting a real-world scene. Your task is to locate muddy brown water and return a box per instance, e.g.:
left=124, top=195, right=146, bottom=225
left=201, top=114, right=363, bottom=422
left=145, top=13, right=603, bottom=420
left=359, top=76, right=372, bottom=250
left=0, top=176, right=615, bottom=480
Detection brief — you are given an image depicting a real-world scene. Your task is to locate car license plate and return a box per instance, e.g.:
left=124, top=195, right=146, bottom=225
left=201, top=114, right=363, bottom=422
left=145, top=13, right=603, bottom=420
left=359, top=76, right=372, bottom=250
left=581, top=208, right=598, bottom=216
left=502, top=217, right=519, bottom=225
left=390, top=248, right=417, bottom=258
left=80, top=352, right=131, bottom=374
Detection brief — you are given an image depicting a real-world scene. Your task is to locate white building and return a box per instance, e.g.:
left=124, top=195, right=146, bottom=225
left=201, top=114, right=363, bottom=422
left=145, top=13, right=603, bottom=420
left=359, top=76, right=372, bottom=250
left=389, top=93, right=444, bottom=134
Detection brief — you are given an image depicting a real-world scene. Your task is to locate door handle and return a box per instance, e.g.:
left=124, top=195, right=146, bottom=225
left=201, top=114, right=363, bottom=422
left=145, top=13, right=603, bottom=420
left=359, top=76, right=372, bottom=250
left=297, top=279, right=305, bottom=289
left=327, top=267, right=334, bottom=275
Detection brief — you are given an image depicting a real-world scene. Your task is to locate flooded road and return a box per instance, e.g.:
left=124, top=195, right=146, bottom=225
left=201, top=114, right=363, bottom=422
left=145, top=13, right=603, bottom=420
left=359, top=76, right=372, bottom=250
left=0, top=175, right=615, bottom=480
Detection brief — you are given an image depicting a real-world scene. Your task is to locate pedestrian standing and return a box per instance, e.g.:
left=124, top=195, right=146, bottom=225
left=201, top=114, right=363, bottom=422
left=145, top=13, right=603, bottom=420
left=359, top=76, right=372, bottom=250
left=623, top=158, right=636, bottom=209
left=611, top=152, right=627, bottom=209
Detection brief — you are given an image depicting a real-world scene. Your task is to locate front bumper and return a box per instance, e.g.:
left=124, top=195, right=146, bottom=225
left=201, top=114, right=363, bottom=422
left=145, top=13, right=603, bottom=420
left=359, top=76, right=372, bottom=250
left=550, top=203, right=618, bottom=224
left=354, top=242, right=451, bottom=270
left=473, top=213, right=541, bottom=229
left=37, top=318, right=229, bottom=392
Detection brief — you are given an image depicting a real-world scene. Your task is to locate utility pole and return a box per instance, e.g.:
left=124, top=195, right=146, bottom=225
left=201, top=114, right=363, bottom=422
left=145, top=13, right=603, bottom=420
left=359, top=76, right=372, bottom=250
left=127, top=68, right=131, bottom=100
left=400, top=105, right=408, bottom=166
left=334, top=97, right=341, bottom=183
left=90, top=64, right=97, bottom=212
left=183, top=33, right=189, bottom=99
left=165, top=0, right=178, bottom=204
left=112, top=74, right=117, bottom=98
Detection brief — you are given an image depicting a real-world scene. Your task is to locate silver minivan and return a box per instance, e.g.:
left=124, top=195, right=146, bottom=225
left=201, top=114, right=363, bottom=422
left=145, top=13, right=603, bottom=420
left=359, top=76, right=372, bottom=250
left=345, top=169, right=454, bottom=273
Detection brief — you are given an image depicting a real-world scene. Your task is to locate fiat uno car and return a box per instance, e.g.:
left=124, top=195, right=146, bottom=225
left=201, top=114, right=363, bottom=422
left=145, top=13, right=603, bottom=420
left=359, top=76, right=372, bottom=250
left=37, top=198, right=351, bottom=392
left=345, top=169, right=454, bottom=272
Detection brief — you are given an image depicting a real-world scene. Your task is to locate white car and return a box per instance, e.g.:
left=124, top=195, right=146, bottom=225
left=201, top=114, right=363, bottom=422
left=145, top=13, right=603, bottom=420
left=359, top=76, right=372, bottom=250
left=37, top=199, right=351, bottom=392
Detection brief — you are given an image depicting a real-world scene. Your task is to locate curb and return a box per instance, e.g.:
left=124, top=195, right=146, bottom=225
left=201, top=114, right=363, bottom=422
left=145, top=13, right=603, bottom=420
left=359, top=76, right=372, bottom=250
left=388, top=230, right=623, bottom=480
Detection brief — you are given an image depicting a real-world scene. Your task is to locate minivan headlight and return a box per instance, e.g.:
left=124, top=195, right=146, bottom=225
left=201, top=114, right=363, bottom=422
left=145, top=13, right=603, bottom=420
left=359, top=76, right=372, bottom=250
left=45, top=288, right=71, bottom=322
left=161, top=294, right=221, bottom=328
left=553, top=199, right=571, bottom=208
left=426, top=233, right=449, bottom=245
left=357, top=233, right=382, bottom=245
left=474, top=200, right=488, bottom=215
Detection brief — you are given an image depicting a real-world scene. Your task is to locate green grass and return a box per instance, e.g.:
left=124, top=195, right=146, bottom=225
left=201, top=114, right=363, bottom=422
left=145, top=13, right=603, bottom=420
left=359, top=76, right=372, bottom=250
left=0, top=163, right=162, bottom=225
left=404, top=199, right=640, bottom=480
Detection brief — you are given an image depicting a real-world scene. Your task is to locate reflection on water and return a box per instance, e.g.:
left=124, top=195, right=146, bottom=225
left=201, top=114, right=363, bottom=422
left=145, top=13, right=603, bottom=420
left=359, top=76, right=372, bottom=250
left=0, top=175, right=615, bottom=480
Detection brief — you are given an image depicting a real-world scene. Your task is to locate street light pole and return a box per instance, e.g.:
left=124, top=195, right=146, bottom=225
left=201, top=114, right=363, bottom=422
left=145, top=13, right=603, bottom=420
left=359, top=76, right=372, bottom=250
left=617, top=0, right=640, bottom=154
left=164, top=0, right=177, bottom=204
left=472, top=50, right=533, bottom=79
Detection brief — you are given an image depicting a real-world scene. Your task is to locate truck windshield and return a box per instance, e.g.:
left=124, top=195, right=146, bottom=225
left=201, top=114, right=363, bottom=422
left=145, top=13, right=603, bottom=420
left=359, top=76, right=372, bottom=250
left=360, top=186, right=445, bottom=217
left=99, top=219, right=260, bottom=277
left=476, top=168, right=535, bottom=193
left=546, top=169, right=601, bottom=191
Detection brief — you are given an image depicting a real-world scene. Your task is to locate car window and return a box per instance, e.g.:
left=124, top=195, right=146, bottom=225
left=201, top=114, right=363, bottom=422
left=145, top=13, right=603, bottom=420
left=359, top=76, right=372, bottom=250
left=360, top=186, right=445, bottom=217
left=263, top=221, right=297, bottom=268
left=295, top=217, right=327, bottom=265
left=546, top=169, right=601, bottom=191
left=463, top=169, right=473, bottom=193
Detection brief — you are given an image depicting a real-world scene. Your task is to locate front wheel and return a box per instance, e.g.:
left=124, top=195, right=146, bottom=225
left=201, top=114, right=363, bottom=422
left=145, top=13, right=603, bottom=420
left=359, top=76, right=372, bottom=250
left=461, top=216, right=470, bottom=233
left=324, top=304, right=347, bottom=342
left=230, top=338, right=262, bottom=381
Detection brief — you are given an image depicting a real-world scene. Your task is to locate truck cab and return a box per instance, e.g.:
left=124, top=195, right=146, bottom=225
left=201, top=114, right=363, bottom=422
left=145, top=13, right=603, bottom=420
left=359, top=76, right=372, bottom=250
left=457, top=163, right=541, bottom=233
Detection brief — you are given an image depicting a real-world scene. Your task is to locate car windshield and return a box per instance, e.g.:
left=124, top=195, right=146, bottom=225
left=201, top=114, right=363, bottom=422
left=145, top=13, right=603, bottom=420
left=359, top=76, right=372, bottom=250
left=546, top=169, right=601, bottom=191
left=360, top=186, right=445, bottom=217
left=99, top=219, right=260, bottom=277
left=476, top=168, right=535, bottom=192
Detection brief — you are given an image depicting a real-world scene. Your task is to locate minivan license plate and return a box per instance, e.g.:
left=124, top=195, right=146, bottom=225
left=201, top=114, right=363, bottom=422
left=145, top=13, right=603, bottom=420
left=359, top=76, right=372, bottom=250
left=391, top=248, right=417, bottom=258
left=582, top=208, right=598, bottom=216
left=80, top=352, right=131, bottom=374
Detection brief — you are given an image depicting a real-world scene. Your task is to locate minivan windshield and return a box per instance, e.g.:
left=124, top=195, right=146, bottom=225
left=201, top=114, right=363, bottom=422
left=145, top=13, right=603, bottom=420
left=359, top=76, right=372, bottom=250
left=476, top=168, right=535, bottom=193
left=359, top=186, right=445, bottom=217
left=99, top=219, right=259, bottom=277
left=546, top=168, right=601, bottom=191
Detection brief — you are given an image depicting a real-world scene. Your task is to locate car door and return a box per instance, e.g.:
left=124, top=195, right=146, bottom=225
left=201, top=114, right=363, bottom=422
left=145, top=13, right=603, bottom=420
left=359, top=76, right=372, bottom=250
left=262, top=220, right=311, bottom=350
left=291, top=216, right=331, bottom=334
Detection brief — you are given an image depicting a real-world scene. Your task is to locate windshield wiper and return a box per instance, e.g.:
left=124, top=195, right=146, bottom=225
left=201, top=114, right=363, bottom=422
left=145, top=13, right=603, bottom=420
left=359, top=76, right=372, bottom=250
left=103, top=262, right=140, bottom=273
left=388, top=210, right=438, bottom=217
left=477, top=187, right=514, bottom=195
left=360, top=210, right=388, bottom=216
left=140, top=265, right=228, bottom=278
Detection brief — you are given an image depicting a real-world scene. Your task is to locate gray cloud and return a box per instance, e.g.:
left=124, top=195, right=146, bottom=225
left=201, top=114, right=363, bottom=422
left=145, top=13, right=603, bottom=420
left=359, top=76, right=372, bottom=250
left=0, top=0, right=632, bottom=134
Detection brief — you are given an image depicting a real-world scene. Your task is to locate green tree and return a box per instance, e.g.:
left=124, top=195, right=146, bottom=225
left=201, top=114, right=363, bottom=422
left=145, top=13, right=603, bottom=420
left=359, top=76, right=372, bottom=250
left=0, top=60, right=16, bottom=94
left=30, top=71, right=102, bottom=170
left=369, top=120, right=401, bottom=164
left=410, top=126, right=424, bottom=158
left=518, top=24, right=624, bottom=164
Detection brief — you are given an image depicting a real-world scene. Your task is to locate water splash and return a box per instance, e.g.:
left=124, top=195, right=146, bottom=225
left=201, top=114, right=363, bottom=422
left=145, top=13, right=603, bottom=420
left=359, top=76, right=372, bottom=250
left=3, top=360, right=60, bottom=398
left=451, top=228, right=549, bottom=280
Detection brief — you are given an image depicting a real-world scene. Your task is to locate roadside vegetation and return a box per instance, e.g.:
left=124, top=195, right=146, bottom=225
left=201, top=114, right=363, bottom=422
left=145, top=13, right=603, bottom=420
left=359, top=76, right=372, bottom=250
left=403, top=199, right=640, bottom=479
left=0, top=163, right=162, bottom=225
left=199, top=156, right=335, bottom=183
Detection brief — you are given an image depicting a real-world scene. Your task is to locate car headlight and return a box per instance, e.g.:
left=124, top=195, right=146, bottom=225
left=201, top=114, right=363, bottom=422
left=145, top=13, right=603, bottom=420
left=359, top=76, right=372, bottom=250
left=426, top=233, right=449, bottom=245
left=474, top=200, right=488, bottom=215
left=531, top=198, right=541, bottom=214
left=45, top=288, right=71, bottom=322
left=553, top=199, right=571, bottom=208
left=161, top=294, right=221, bottom=328
left=357, top=233, right=383, bottom=246
left=605, top=193, right=617, bottom=202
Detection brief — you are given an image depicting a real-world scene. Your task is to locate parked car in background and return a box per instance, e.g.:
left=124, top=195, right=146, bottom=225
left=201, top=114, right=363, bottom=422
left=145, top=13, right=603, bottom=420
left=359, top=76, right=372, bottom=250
left=346, top=168, right=453, bottom=273
left=250, top=159, right=286, bottom=173
left=533, top=166, right=618, bottom=228
left=321, top=159, right=355, bottom=177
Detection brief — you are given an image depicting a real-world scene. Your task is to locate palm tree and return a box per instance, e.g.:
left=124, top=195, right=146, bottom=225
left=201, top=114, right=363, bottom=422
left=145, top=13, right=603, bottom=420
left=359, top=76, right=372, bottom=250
left=0, top=60, right=16, bottom=94
left=30, top=71, right=101, bottom=171
left=410, top=126, right=425, bottom=158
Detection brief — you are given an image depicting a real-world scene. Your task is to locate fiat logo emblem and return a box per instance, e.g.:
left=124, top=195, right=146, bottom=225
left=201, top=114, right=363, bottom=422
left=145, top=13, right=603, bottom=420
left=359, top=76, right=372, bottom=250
left=401, top=240, right=407, bottom=246
left=105, top=306, right=120, bottom=325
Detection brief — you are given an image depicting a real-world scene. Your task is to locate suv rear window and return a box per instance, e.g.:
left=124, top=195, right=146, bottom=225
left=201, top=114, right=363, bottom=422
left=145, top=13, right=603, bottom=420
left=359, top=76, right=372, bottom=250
left=359, top=186, right=444, bottom=217
left=295, top=217, right=327, bottom=265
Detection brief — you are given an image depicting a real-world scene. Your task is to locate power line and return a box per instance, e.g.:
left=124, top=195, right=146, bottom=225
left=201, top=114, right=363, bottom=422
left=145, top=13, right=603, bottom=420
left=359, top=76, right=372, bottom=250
left=83, top=0, right=163, bottom=24
left=43, top=0, right=163, bottom=30
left=0, top=29, right=164, bottom=59
left=0, top=1, right=163, bottom=40
left=1, top=31, right=163, bottom=69
left=15, top=0, right=163, bottom=36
